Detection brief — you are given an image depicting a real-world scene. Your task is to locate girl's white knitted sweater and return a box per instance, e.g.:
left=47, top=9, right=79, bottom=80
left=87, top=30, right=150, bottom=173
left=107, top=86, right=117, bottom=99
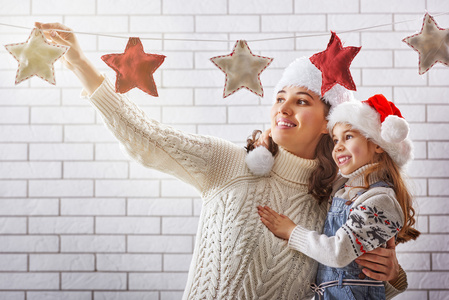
left=84, top=77, right=328, bottom=299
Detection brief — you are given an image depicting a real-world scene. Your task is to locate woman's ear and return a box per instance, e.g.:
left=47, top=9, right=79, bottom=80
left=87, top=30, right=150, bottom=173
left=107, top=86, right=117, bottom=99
left=320, top=120, right=329, bottom=134
left=375, top=145, right=384, bottom=154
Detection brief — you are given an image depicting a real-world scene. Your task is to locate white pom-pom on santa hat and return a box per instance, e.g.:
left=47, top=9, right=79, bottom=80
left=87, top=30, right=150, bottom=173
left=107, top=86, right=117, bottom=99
left=245, top=146, right=274, bottom=176
left=381, top=115, right=410, bottom=143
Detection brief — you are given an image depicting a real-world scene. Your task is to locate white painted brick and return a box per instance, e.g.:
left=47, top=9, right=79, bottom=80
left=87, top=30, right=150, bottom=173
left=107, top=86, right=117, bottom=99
left=31, top=107, right=95, bottom=124
left=329, top=14, right=393, bottom=32
left=160, top=52, right=194, bottom=70
left=294, top=0, right=359, bottom=13
left=428, top=0, right=449, bottom=12
left=0, top=108, right=28, bottom=124
left=353, top=87, right=393, bottom=102
left=0, top=0, right=29, bottom=14
left=128, top=236, right=192, bottom=253
left=396, top=104, right=425, bottom=122
left=0, top=218, right=26, bottom=234
left=161, top=292, right=185, bottom=300
left=63, top=162, right=128, bottom=179
left=231, top=0, right=292, bottom=14
left=0, top=254, right=27, bottom=271
left=162, top=106, right=226, bottom=124
left=396, top=234, right=449, bottom=252
left=163, top=34, right=229, bottom=51
left=430, top=291, right=449, bottom=300
left=429, top=216, right=449, bottom=233
left=429, top=142, right=449, bottom=159
left=0, top=199, right=58, bottom=216
left=228, top=106, right=270, bottom=124
left=29, top=217, right=93, bottom=234
left=0, top=144, right=27, bottom=160
left=0, top=181, right=27, bottom=197
left=62, top=273, right=126, bottom=290
left=129, top=163, right=173, bottom=179
left=360, top=0, right=425, bottom=12
left=96, top=217, right=160, bottom=234
left=164, top=254, right=192, bottom=271
left=30, top=143, right=93, bottom=161
left=410, top=124, right=449, bottom=141
left=141, top=88, right=194, bottom=106
left=395, top=87, right=449, bottom=104
left=29, top=180, right=93, bottom=197
left=416, top=215, right=428, bottom=233
left=0, top=292, right=23, bottom=300
left=94, top=292, right=158, bottom=300
left=163, top=70, right=221, bottom=88
left=32, top=0, right=95, bottom=15
left=0, top=162, right=61, bottom=179
left=27, top=292, right=91, bottom=300
left=194, top=88, right=260, bottom=105
left=61, top=236, right=125, bottom=253
left=429, top=179, right=449, bottom=196
left=0, top=17, right=62, bottom=34
left=62, top=89, right=92, bottom=106
left=129, top=272, right=188, bottom=290
left=65, top=16, right=129, bottom=33
left=433, top=253, right=449, bottom=270
left=0, top=273, right=59, bottom=290
left=361, top=32, right=413, bottom=50
left=262, top=15, right=325, bottom=33
left=230, top=33, right=296, bottom=51
left=415, top=198, right=449, bottom=215
left=128, top=198, right=193, bottom=216
left=64, top=125, right=118, bottom=142
left=362, top=69, right=426, bottom=86
left=196, top=16, right=260, bottom=33
left=407, top=271, right=449, bottom=289
left=394, top=291, right=428, bottom=300
left=394, top=50, right=420, bottom=68
left=393, top=14, right=427, bottom=32
left=162, top=217, right=199, bottom=234
left=397, top=253, right=430, bottom=271
left=30, top=254, right=94, bottom=271
left=130, top=16, right=194, bottom=33
left=61, top=198, right=125, bottom=216
left=407, top=160, right=449, bottom=178
left=428, top=105, right=449, bottom=123
left=95, top=143, right=128, bottom=161
left=352, top=50, right=393, bottom=68
left=96, top=180, right=159, bottom=197
left=163, top=0, right=226, bottom=14
left=198, top=124, right=259, bottom=143
left=161, top=180, right=200, bottom=197
left=194, top=198, right=202, bottom=216
left=412, top=141, right=427, bottom=159
left=0, top=236, right=58, bottom=252
left=0, top=125, right=62, bottom=142
left=97, top=254, right=162, bottom=271
left=429, top=69, right=449, bottom=86
left=97, top=0, right=161, bottom=15
left=408, top=178, right=426, bottom=196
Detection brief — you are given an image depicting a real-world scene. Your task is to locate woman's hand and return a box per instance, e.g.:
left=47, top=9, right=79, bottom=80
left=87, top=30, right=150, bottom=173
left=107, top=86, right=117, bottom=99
left=34, top=22, right=103, bottom=95
left=254, top=129, right=271, bottom=149
left=355, top=238, right=400, bottom=283
left=257, top=205, right=296, bottom=240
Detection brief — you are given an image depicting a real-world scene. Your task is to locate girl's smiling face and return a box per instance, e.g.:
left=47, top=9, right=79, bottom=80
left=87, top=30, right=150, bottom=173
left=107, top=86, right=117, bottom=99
left=331, top=123, right=384, bottom=175
left=270, top=86, right=329, bottom=159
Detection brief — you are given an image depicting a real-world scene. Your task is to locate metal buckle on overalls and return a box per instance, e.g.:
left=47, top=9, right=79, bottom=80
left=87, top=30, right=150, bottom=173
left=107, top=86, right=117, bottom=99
left=310, top=283, right=325, bottom=299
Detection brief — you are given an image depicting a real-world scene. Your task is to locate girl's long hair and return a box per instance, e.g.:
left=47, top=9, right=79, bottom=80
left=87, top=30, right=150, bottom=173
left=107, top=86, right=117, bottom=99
left=245, top=101, right=337, bottom=205
left=362, top=151, right=420, bottom=243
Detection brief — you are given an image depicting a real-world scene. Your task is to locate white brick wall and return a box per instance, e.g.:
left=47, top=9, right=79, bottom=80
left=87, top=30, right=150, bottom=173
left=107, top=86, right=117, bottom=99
left=0, top=0, right=448, bottom=299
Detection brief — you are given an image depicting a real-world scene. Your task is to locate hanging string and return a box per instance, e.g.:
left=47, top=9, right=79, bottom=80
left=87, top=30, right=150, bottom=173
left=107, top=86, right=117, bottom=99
left=0, top=11, right=448, bottom=43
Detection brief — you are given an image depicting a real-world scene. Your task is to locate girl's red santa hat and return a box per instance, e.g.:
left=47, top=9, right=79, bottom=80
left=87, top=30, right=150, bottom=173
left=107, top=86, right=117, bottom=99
left=327, top=94, right=413, bottom=167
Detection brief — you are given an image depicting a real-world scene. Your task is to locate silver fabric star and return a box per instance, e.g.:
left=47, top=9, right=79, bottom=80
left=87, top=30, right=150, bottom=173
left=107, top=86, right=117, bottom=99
left=211, top=40, right=273, bottom=98
left=4, top=28, right=69, bottom=85
left=403, top=13, right=449, bottom=74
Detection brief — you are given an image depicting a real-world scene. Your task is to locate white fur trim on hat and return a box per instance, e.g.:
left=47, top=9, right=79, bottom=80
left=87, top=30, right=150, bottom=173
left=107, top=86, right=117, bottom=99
left=273, top=57, right=354, bottom=108
left=327, top=100, right=413, bottom=167
left=245, top=146, right=274, bottom=176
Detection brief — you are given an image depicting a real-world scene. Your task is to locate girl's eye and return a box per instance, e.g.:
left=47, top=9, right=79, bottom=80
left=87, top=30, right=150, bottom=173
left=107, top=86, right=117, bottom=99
left=333, top=139, right=339, bottom=145
left=346, top=134, right=353, bottom=140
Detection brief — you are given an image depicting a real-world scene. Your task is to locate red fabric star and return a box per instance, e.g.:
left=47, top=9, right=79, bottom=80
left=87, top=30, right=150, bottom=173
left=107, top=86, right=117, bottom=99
left=101, top=37, right=165, bottom=97
left=309, top=32, right=361, bottom=96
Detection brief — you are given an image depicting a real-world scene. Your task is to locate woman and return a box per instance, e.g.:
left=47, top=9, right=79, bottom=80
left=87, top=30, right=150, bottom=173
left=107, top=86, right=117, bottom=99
left=35, top=22, right=406, bottom=299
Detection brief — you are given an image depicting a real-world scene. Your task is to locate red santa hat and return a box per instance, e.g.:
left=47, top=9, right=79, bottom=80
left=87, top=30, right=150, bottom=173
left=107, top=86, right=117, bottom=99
left=327, top=94, right=413, bottom=167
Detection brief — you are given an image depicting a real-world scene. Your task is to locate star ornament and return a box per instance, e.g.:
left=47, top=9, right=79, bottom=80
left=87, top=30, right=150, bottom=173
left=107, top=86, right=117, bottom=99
left=210, top=40, right=273, bottom=98
left=309, top=32, right=361, bottom=96
left=402, top=13, right=449, bottom=75
left=101, top=37, right=165, bottom=97
left=4, top=28, right=69, bottom=85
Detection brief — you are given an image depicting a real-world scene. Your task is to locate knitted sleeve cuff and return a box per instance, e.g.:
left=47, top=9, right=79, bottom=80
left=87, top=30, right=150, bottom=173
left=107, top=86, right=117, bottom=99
left=288, top=225, right=309, bottom=253
left=81, top=75, right=122, bottom=118
left=385, top=265, right=408, bottom=299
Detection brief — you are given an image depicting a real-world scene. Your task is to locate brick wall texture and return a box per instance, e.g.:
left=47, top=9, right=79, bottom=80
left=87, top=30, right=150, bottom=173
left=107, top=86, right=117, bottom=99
left=0, top=0, right=448, bottom=299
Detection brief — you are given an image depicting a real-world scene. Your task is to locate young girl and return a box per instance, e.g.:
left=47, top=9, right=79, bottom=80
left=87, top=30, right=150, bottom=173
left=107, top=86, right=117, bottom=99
left=258, top=94, right=420, bottom=300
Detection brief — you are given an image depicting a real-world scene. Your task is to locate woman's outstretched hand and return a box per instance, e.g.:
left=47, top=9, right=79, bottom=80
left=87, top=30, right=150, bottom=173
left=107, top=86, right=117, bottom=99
left=257, top=205, right=296, bottom=240
left=34, top=22, right=103, bottom=95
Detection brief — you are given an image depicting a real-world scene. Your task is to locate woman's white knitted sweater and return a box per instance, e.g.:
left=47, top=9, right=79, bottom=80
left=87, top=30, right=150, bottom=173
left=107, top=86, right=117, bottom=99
left=84, top=78, right=328, bottom=299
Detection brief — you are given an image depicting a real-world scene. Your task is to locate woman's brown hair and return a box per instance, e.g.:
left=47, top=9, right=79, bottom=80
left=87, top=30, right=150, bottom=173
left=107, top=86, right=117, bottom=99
left=361, top=152, right=420, bottom=243
left=245, top=100, right=337, bottom=204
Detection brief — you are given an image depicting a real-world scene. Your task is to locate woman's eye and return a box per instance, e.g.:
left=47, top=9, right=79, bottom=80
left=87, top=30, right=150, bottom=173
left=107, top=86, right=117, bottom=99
left=297, top=99, right=308, bottom=105
left=276, top=98, right=284, bottom=103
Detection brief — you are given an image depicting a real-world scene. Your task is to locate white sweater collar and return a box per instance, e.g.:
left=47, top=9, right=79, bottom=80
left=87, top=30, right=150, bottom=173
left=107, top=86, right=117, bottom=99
left=271, top=147, right=318, bottom=185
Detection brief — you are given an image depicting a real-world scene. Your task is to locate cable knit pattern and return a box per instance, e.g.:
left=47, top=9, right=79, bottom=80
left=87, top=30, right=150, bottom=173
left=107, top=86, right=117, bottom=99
left=85, top=77, right=328, bottom=300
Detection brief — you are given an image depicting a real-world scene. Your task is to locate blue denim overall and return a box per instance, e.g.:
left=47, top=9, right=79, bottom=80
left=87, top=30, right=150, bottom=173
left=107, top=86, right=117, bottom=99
left=312, top=182, right=389, bottom=300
